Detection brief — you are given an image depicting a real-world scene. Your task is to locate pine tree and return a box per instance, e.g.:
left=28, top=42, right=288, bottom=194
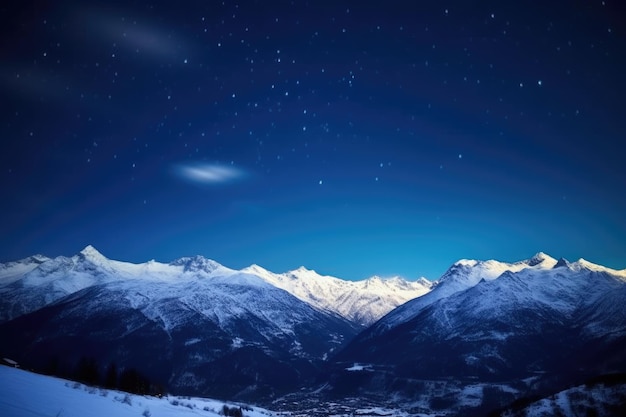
left=119, top=367, right=150, bottom=395
left=104, top=362, right=118, bottom=389
left=75, top=356, right=100, bottom=385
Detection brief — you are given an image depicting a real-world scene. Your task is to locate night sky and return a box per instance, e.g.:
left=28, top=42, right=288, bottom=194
left=1, top=1, right=625, bottom=280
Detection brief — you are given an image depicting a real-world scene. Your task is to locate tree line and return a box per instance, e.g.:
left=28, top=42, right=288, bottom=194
left=53, top=356, right=165, bottom=396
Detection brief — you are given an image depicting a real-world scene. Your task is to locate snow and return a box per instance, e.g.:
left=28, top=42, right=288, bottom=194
left=0, top=366, right=276, bottom=417
left=504, top=382, right=626, bottom=417
left=376, top=251, right=625, bottom=330
left=409, top=260, right=626, bottom=343
left=0, top=256, right=48, bottom=285
left=345, top=363, right=373, bottom=371
left=79, top=244, right=109, bottom=264
left=184, top=338, right=201, bottom=346
left=575, top=257, right=626, bottom=279
left=457, top=384, right=483, bottom=408
left=242, top=264, right=434, bottom=326
left=1, top=245, right=434, bottom=327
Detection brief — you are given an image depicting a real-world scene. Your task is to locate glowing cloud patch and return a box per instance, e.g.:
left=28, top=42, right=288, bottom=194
left=174, top=163, right=247, bottom=184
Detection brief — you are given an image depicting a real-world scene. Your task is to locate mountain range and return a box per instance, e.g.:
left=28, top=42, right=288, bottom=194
left=1, top=247, right=625, bottom=414
left=0, top=245, right=431, bottom=326
left=327, top=252, right=626, bottom=414
left=0, top=245, right=430, bottom=400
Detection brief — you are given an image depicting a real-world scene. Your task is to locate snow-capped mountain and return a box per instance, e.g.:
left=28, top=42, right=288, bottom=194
left=0, top=253, right=50, bottom=284
left=0, top=245, right=430, bottom=400
left=0, top=247, right=119, bottom=322
left=242, top=264, right=434, bottom=326
left=0, top=245, right=431, bottom=326
left=371, top=251, right=557, bottom=331
left=328, top=253, right=626, bottom=413
left=0, top=269, right=358, bottom=400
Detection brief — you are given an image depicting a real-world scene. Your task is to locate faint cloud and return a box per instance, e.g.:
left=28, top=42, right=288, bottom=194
left=73, top=5, right=192, bottom=62
left=1, top=4, right=194, bottom=102
left=174, top=163, right=248, bottom=185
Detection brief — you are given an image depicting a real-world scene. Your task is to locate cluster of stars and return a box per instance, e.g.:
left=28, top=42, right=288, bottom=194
left=1, top=1, right=624, bottom=278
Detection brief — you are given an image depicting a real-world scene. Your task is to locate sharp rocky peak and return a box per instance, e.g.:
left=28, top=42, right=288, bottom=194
left=526, top=251, right=557, bottom=266
left=170, top=255, right=222, bottom=273
left=365, top=275, right=384, bottom=282
left=77, top=245, right=108, bottom=262
left=288, top=266, right=320, bottom=277
left=554, top=257, right=571, bottom=269
left=364, top=276, right=407, bottom=285
left=13, top=254, right=50, bottom=265
left=243, top=264, right=271, bottom=274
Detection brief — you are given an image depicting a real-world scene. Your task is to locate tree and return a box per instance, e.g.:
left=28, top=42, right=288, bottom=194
left=75, top=356, right=100, bottom=385
left=45, top=356, right=59, bottom=377
left=119, top=367, right=150, bottom=395
left=104, top=362, right=118, bottom=389
left=222, top=405, right=243, bottom=417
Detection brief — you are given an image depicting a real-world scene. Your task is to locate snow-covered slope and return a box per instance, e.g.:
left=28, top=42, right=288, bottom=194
left=0, top=246, right=282, bottom=322
left=0, top=270, right=358, bottom=399
left=493, top=377, right=626, bottom=417
left=372, top=252, right=558, bottom=331
left=0, top=254, right=50, bottom=285
left=0, top=245, right=433, bottom=326
left=0, top=249, right=110, bottom=322
left=345, top=252, right=626, bottom=358
left=0, top=246, right=368, bottom=399
left=0, top=365, right=276, bottom=417
left=330, top=253, right=626, bottom=412
left=243, top=264, right=433, bottom=326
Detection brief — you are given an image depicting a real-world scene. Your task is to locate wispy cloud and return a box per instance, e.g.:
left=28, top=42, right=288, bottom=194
left=174, top=163, right=248, bottom=185
left=73, top=5, right=192, bottom=62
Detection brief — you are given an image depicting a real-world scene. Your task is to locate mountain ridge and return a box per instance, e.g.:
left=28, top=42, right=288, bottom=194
left=370, top=251, right=624, bottom=332
left=326, top=252, right=626, bottom=414
left=1, top=247, right=624, bottom=412
left=0, top=245, right=432, bottom=326
left=241, top=262, right=434, bottom=326
left=0, top=248, right=361, bottom=399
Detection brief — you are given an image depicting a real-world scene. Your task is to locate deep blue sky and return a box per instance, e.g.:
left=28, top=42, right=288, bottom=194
left=1, top=1, right=625, bottom=280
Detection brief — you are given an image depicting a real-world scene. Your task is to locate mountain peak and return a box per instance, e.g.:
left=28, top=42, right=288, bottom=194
left=416, top=277, right=436, bottom=288
left=528, top=251, right=551, bottom=264
left=525, top=252, right=557, bottom=268
left=365, top=275, right=384, bottom=282
left=288, top=266, right=320, bottom=277
left=169, top=255, right=222, bottom=273
left=78, top=245, right=107, bottom=262
left=21, top=254, right=50, bottom=265
left=453, top=259, right=479, bottom=267
left=244, top=264, right=270, bottom=274
left=554, top=257, right=571, bottom=268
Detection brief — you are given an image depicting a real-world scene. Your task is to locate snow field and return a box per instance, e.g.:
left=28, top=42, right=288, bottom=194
left=0, top=366, right=275, bottom=417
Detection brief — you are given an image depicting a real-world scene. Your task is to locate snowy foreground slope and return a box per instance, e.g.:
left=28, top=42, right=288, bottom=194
left=0, top=366, right=417, bottom=417
left=0, top=365, right=275, bottom=417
